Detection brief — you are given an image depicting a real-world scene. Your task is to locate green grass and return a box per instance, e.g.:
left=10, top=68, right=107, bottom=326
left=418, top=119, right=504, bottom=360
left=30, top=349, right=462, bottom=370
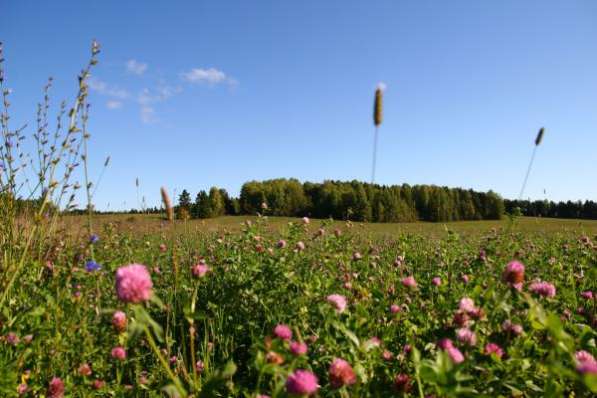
left=65, top=214, right=597, bottom=238
left=3, top=214, right=595, bottom=396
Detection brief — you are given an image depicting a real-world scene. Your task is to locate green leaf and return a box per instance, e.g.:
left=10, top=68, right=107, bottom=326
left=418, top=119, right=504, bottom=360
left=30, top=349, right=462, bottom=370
left=584, top=374, right=597, bottom=393
left=332, top=321, right=360, bottom=348
left=162, top=384, right=181, bottom=397
left=419, top=364, right=438, bottom=383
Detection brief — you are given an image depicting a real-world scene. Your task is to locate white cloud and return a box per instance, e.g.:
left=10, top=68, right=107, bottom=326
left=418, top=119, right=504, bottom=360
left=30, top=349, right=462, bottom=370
left=180, top=67, right=236, bottom=86
left=138, top=84, right=182, bottom=105
left=138, top=88, right=155, bottom=106
left=136, top=84, right=182, bottom=123
left=88, top=77, right=129, bottom=99
left=106, top=100, right=122, bottom=109
left=140, top=105, right=156, bottom=124
left=126, top=59, right=148, bottom=75
left=157, top=84, right=182, bottom=99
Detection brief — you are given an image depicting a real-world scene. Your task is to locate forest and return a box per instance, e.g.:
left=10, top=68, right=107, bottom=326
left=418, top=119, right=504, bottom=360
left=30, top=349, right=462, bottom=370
left=176, top=179, right=505, bottom=222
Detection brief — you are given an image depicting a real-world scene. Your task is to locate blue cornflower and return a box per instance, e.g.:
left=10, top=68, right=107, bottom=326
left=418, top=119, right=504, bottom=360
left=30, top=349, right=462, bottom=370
left=85, top=260, right=101, bottom=272
left=89, top=234, right=100, bottom=244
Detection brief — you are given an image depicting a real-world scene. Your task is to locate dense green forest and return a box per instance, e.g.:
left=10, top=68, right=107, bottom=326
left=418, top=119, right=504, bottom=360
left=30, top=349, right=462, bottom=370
left=175, top=179, right=505, bottom=222
left=503, top=199, right=597, bottom=220
left=48, top=179, right=597, bottom=222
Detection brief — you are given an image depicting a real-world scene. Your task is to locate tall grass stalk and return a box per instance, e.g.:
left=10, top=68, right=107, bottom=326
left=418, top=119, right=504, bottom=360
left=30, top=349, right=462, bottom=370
left=136, top=177, right=141, bottom=210
left=81, top=103, right=94, bottom=246
left=161, top=186, right=174, bottom=222
left=0, top=41, right=100, bottom=309
left=518, top=127, right=545, bottom=200
left=371, top=83, right=384, bottom=184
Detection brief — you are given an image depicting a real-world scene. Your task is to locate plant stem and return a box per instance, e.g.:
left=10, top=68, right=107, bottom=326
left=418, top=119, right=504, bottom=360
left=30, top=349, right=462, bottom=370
left=144, top=325, right=187, bottom=397
left=371, top=126, right=379, bottom=184
left=415, top=369, right=424, bottom=398
left=519, top=145, right=537, bottom=200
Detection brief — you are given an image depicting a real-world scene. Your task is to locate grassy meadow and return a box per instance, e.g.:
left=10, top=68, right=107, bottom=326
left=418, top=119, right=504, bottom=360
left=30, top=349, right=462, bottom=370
left=1, top=43, right=596, bottom=398
left=2, top=213, right=596, bottom=397
left=64, top=213, right=597, bottom=239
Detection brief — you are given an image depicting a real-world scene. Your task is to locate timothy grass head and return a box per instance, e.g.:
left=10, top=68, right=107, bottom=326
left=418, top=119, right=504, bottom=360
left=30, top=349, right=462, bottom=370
left=160, top=186, right=173, bottom=222
left=535, top=127, right=545, bottom=146
left=373, top=83, right=385, bottom=127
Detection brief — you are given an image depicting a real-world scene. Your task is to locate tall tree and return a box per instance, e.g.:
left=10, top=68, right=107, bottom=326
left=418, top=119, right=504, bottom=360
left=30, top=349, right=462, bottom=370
left=178, top=189, right=192, bottom=211
left=208, top=187, right=226, bottom=217
left=194, top=190, right=210, bottom=219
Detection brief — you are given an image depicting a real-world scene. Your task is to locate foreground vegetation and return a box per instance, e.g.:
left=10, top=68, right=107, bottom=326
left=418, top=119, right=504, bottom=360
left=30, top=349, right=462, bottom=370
left=1, top=215, right=596, bottom=396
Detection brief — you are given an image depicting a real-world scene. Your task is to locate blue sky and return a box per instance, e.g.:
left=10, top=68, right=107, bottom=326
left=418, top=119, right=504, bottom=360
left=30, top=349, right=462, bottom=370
left=2, top=1, right=597, bottom=210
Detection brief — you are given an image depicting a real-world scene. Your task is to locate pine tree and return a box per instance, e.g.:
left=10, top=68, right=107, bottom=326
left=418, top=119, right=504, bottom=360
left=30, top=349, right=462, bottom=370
left=176, top=189, right=191, bottom=219
left=194, top=191, right=210, bottom=218
left=178, top=189, right=192, bottom=211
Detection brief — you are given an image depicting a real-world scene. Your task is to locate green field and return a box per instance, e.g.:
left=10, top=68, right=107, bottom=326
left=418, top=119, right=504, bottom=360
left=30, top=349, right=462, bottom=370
left=2, top=212, right=597, bottom=397
left=66, top=214, right=597, bottom=238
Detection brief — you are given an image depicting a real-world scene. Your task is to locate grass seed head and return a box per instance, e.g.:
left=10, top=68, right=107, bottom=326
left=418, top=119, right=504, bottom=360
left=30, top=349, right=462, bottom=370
left=160, top=186, right=173, bottom=221
left=373, top=83, right=385, bottom=126
left=535, top=127, right=545, bottom=146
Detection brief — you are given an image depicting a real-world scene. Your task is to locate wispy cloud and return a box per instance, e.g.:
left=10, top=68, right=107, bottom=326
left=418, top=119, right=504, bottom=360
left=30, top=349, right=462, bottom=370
left=136, top=84, right=182, bottom=124
left=157, top=84, right=183, bottom=99
left=140, top=106, right=156, bottom=124
left=138, top=89, right=155, bottom=106
left=180, top=67, right=237, bottom=86
left=126, top=59, right=148, bottom=75
left=106, top=100, right=123, bottom=109
left=90, top=64, right=233, bottom=122
left=138, top=85, right=182, bottom=105
left=88, top=77, right=129, bottom=99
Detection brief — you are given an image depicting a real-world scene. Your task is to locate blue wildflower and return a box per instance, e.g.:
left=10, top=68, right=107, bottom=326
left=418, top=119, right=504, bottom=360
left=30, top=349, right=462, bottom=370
left=89, top=234, right=100, bottom=244
left=85, top=260, right=101, bottom=272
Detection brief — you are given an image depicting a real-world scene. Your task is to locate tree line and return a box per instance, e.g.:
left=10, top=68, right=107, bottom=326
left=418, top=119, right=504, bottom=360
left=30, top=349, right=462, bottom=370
left=53, top=179, right=596, bottom=222
left=175, top=179, right=505, bottom=222
left=504, top=199, right=597, bottom=220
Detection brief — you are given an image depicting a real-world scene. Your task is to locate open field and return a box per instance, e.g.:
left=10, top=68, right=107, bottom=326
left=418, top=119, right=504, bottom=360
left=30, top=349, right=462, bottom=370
left=64, top=214, right=597, bottom=239
left=2, top=214, right=596, bottom=396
